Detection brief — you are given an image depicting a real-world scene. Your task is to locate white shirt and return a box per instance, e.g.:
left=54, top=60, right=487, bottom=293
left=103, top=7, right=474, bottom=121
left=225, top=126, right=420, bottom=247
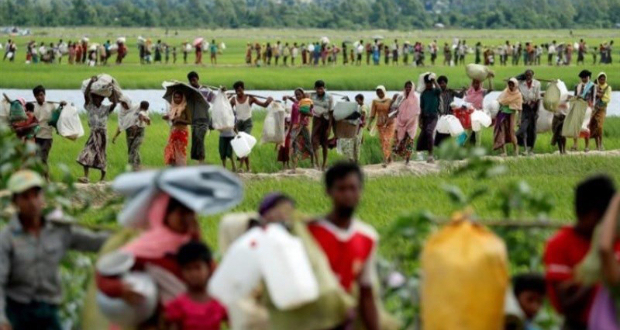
left=118, top=104, right=148, bottom=130
left=548, top=45, right=556, bottom=54
left=519, top=80, right=541, bottom=103
left=33, top=102, right=56, bottom=139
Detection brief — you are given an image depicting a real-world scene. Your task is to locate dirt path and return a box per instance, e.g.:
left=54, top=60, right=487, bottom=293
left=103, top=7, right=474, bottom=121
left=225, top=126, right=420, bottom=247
left=240, top=149, right=620, bottom=180
left=3, top=149, right=615, bottom=204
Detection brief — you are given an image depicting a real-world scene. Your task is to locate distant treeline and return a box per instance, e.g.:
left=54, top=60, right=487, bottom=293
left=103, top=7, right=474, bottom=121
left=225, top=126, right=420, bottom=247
left=0, top=0, right=619, bottom=30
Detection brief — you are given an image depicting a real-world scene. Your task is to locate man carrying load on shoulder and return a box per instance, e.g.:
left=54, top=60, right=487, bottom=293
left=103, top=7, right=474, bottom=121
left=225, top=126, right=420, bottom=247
left=307, top=162, right=379, bottom=330
left=187, top=71, right=216, bottom=164
left=31, top=85, right=66, bottom=179
left=230, top=81, right=273, bottom=172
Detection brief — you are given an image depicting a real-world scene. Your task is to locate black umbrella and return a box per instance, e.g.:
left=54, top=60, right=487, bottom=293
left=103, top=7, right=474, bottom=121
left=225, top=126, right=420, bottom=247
left=162, top=80, right=210, bottom=112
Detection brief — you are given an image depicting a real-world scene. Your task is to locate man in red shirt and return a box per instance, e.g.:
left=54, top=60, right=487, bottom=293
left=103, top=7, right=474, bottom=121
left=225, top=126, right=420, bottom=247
left=544, top=175, right=616, bottom=330
left=307, top=162, right=379, bottom=330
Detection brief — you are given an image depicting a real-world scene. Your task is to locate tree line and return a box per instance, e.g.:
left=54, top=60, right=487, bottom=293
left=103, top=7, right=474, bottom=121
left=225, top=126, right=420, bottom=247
left=0, top=0, right=619, bottom=30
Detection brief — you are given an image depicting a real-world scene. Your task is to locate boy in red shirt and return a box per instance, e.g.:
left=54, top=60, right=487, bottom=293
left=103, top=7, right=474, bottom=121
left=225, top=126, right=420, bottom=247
left=307, top=162, right=379, bottom=330
left=543, top=175, right=617, bottom=330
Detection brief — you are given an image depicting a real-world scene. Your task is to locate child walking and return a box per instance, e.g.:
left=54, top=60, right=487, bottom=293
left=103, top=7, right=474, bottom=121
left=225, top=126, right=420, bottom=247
left=112, top=98, right=151, bottom=171
left=165, top=241, right=228, bottom=330
left=230, top=81, right=273, bottom=172
left=77, top=77, right=116, bottom=182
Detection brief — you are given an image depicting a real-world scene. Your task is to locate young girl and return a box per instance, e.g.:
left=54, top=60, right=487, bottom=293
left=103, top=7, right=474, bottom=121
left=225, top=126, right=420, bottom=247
left=164, top=91, right=190, bottom=166
left=284, top=88, right=315, bottom=173
left=77, top=76, right=116, bottom=182
left=493, top=78, right=522, bottom=156
left=165, top=241, right=227, bottom=330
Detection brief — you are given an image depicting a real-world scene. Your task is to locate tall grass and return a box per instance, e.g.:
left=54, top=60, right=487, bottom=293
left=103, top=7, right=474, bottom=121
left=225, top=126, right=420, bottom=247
left=1, top=27, right=618, bottom=90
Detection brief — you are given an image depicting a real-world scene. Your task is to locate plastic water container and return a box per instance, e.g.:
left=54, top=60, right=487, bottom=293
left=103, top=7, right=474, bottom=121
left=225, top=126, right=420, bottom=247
left=436, top=116, right=451, bottom=134
left=209, top=228, right=264, bottom=308
left=471, top=110, right=492, bottom=132
left=231, top=132, right=257, bottom=158
left=97, top=272, right=158, bottom=327
left=446, top=115, right=465, bottom=137
left=259, top=224, right=319, bottom=310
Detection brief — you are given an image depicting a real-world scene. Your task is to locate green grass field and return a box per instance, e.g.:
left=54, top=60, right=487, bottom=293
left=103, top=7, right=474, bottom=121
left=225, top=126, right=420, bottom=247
left=1, top=27, right=618, bottom=90
left=48, top=113, right=620, bottom=180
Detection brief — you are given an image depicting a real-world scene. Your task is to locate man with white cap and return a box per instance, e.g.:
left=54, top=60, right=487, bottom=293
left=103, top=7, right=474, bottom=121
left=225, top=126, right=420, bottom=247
left=0, top=170, right=109, bottom=330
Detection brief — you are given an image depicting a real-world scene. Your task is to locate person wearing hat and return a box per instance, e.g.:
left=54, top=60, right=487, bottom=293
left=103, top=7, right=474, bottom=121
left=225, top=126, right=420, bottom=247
left=570, top=70, right=595, bottom=152
left=0, top=170, right=109, bottom=330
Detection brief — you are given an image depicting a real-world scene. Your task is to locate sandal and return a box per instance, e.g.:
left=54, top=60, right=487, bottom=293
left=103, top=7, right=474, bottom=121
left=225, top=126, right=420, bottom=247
left=78, top=177, right=89, bottom=184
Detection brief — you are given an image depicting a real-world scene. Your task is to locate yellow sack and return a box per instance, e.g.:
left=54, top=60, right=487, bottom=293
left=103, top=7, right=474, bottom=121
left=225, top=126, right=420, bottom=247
left=421, top=215, right=509, bottom=330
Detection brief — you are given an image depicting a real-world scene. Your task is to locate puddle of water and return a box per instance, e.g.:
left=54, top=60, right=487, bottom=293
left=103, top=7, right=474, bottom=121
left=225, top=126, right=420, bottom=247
left=2, top=89, right=619, bottom=116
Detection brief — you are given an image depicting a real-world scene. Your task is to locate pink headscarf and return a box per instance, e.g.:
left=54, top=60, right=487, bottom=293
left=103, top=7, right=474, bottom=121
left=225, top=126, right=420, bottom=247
left=464, top=83, right=485, bottom=110
left=122, top=193, right=192, bottom=259
left=396, top=82, right=420, bottom=141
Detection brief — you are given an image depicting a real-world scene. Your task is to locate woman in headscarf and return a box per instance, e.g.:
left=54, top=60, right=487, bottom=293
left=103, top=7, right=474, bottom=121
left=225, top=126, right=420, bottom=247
left=164, top=91, right=190, bottom=166
left=94, top=194, right=202, bottom=329
left=590, top=72, right=611, bottom=151
left=493, top=78, right=522, bottom=156
left=367, top=85, right=396, bottom=167
left=392, top=81, right=420, bottom=164
left=283, top=88, right=315, bottom=173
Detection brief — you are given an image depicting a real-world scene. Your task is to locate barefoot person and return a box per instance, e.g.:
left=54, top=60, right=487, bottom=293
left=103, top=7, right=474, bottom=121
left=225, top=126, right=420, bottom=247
left=368, top=86, right=395, bottom=167
left=31, top=85, right=66, bottom=178
left=164, top=91, right=191, bottom=166
left=590, top=72, right=611, bottom=151
left=392, top=81, right=420, bottom=165
left=516, top=69, right=541, bottom=155
left=187, top=71, right=216, bottom=164
left=284, top=88, right=315, bottom=172
left=230, top=81, right=273, bottom=172
left=77, top=77, right=116, bottom=183
left=112, top=98, right=151, bottom=171
left=417, top=74, right=441, bottom=163
left=310, top=80, right=334, bottom=170
left=0, top=170, right=108, bottom=330
left=493, top=78, right=522, bottom=157
left=570, top=70, right=595, bottom=152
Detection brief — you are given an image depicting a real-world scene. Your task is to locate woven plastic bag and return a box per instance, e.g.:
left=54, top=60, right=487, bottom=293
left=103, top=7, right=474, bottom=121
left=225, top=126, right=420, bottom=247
left=421, top=214, right=509, bottom=330
left=211, top=91, right=235, bottom=131
left=9, top=100, right=26, bottom=122
left=562, top=99, right=588, bottom=138
left=466, top=64, right=493, bottom=81
left=543, top=80, right=569, bottom=113
left=261, top=102, right=286, bottom=144
left=57, top=104, right=85, bottom=140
